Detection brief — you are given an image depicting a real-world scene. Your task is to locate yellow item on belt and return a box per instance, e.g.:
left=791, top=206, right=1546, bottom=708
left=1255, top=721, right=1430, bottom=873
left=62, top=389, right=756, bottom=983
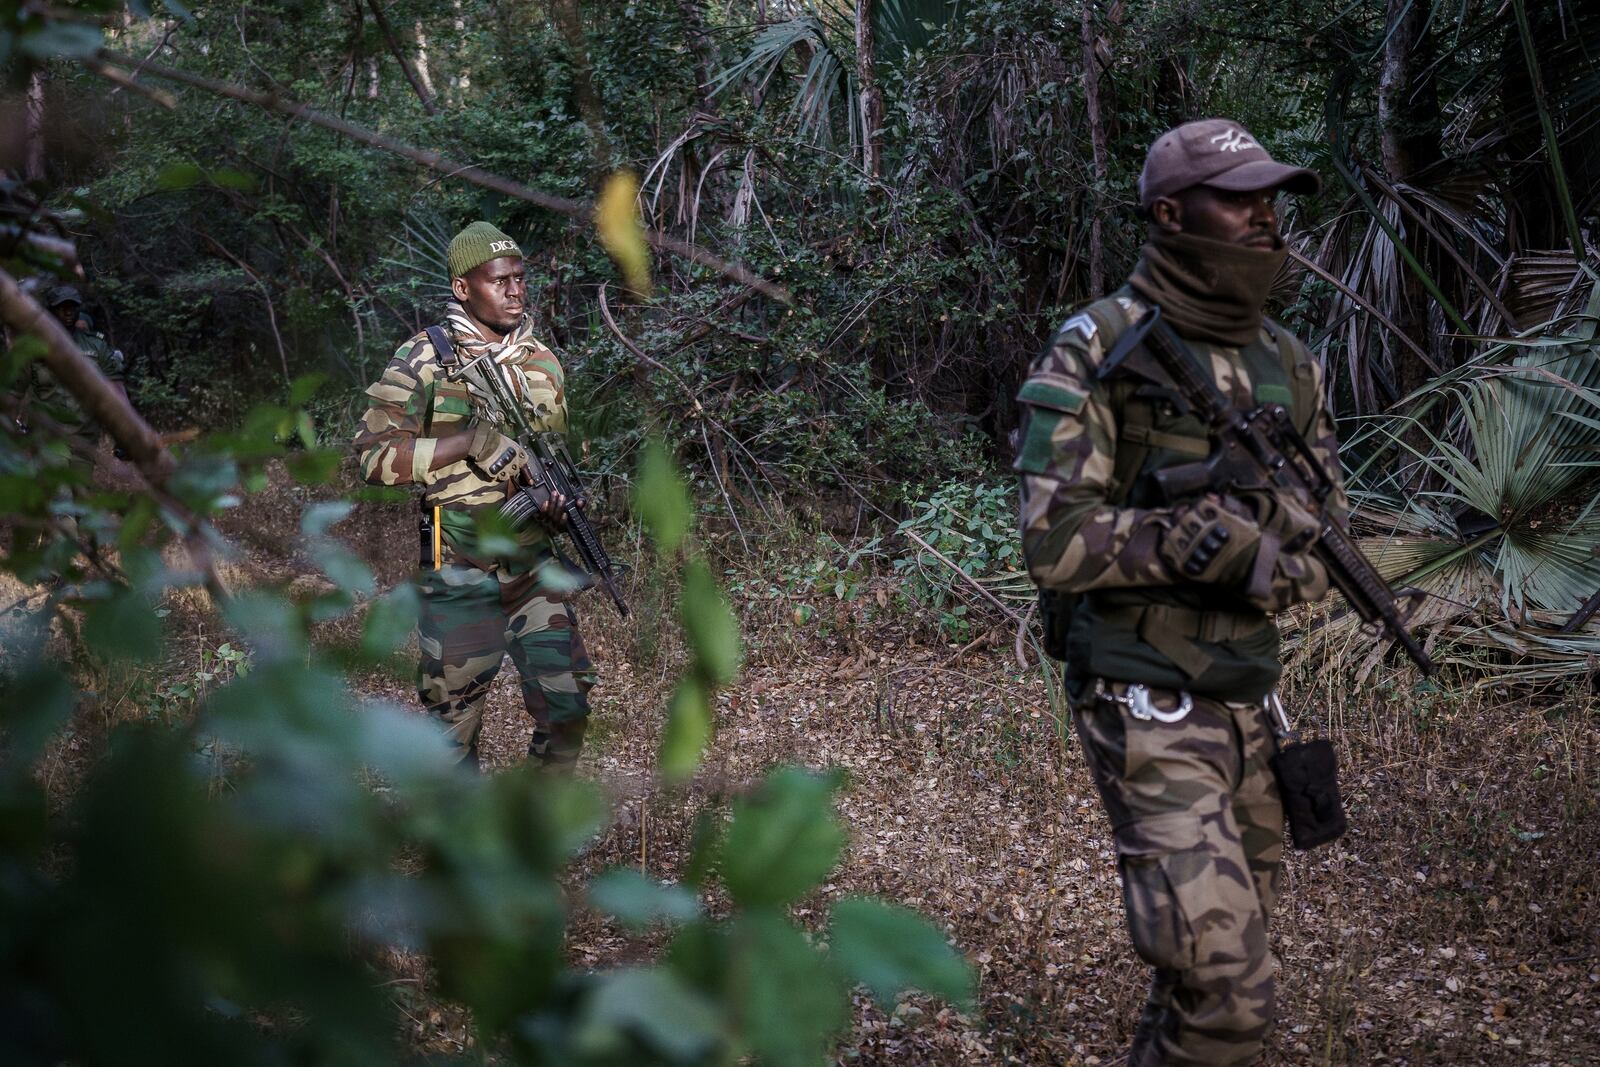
left=432, top=505, right=442, bottom=570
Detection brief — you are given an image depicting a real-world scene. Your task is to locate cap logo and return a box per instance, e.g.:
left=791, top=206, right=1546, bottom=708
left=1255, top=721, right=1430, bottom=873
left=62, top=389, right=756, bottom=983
left=489, top=239, right=517, bottom=254
left=1210, top=129, right=1257, bottom=153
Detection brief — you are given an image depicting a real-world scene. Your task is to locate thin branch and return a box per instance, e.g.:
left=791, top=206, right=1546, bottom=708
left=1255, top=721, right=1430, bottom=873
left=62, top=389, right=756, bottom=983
left=93, top=49, right=793, bottom=305
left=0, top=267, right=230, bottom=604
left=364, top=0, right=437, bottom=115
left=196, top=229, right=290, bottom=384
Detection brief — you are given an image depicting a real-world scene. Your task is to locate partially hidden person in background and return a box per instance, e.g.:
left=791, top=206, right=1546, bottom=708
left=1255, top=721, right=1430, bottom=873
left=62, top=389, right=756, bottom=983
left=353, top=221, right=596, bottom=772
left=1014, top=120, right=1345, bottom=1065
left=29, top=284, right=132, bottom=451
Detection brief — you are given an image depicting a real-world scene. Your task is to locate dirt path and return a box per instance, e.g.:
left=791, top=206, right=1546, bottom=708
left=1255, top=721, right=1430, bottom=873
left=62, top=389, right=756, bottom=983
left=158, top=474, right=1600, bottom=1065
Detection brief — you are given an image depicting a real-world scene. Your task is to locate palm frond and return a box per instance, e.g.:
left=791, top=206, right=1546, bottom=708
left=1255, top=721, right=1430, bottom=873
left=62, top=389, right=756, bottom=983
left=1292, top=281, right=1600, bottom=683
left=707, top=13, right=855, bottom=149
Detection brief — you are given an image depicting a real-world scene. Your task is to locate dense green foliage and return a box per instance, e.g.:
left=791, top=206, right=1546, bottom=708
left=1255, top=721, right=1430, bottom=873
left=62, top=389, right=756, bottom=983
left=12, top=0, right=1590, bottom=498
left=1, top=0, right=1598, bottom=1058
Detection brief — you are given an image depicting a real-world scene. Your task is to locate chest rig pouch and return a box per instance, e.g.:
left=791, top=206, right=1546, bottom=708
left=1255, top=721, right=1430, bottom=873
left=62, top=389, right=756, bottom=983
left=1028, top=295, right=1321, bottom=699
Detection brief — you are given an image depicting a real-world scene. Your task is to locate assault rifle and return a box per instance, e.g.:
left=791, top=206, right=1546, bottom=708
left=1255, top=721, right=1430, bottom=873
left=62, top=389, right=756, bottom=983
left=432, top=328, right=629, bottom=616
left=1128, top=307, right=1432, bottom=675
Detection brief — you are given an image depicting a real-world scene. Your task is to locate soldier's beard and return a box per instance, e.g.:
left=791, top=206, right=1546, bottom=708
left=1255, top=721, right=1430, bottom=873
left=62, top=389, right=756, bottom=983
left=1128, top=231, right=1287, bottom=347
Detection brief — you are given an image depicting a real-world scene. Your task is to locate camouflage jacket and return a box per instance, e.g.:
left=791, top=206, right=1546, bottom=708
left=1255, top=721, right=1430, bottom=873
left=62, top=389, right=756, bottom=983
left=353, top=322, right=567, bottom=547
left=1014, top=288, right=1347, bottom=698
left=25, top=329, right=125, bottom=442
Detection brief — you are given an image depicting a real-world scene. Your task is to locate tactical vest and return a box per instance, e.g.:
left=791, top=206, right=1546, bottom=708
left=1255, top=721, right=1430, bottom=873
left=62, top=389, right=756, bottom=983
left=1033, top=291, right=1320, bottom=702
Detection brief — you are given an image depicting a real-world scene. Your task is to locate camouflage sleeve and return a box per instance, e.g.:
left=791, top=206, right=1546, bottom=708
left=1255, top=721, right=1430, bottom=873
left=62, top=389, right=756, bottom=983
left=1014, top=335, right=1176, bottom=593
left=352, top=339, right=439, bottom=486
left=81, top=334, right=124, bottom=382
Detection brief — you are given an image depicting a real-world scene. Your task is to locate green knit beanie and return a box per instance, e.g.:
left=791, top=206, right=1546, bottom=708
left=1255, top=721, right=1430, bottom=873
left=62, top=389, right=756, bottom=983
left=447, top=221, right=523, bottom=279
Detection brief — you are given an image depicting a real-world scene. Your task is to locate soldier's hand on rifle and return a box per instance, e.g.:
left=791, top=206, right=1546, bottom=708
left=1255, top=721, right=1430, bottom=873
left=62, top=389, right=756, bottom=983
left=465, top=420, right=529, bottom=483
left=537, top=488, right=569, bottom=527
left=1160, top=494, right=1262, bottom=586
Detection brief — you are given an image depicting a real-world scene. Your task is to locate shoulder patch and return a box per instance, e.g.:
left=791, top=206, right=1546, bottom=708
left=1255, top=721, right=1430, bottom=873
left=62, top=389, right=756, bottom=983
left=1018, top=373, right=1088, bottom=414
left=1057, top=313, right=1097, bottom=343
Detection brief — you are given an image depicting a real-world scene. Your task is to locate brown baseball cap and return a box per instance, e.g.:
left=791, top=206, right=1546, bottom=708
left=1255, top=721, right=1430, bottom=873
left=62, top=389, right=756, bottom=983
left=1138, top=118, right=1321, bottom=206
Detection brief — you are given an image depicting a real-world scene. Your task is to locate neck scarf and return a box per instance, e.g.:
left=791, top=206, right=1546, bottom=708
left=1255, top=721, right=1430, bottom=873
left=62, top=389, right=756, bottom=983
left=443, top=300, right=544, bottom=402
left=1127, top=231, right=1287, bottom=347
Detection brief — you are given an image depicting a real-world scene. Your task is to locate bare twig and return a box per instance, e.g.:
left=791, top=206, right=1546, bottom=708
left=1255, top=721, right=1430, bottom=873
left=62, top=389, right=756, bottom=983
left=596, top=281, right=774, bottom=506
left=196, top=229, right=290, bottom=383
left=93, top=50, right=793, bottom=305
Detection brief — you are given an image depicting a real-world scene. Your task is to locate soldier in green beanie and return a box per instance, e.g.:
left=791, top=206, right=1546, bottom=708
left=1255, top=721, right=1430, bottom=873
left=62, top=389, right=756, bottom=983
left=353, top=221, right=597, bottom=772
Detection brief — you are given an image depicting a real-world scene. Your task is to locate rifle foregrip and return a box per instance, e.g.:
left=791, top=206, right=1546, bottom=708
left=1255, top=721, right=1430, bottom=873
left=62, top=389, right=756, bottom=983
left=1316, top=521, right=1434, bottom=675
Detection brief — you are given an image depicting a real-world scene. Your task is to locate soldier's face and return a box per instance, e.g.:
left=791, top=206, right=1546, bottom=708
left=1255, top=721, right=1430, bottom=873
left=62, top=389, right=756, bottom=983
left=52, top=302, right=80, bottom=331
left=452, top=257, right=527, bottom=335
left=1160, top=186, right=1281, bottom=249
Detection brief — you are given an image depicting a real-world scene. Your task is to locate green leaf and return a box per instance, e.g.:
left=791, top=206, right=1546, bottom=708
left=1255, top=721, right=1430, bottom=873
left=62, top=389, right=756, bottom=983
left=207, top=167, right=258, bottom=192
left=660, top=677, right=711, bottom=783
left=0, top=664, right=77, bottom=767
left=286, top=449, right=341, bottom=484
left=680, top=560, right=741, bottom=685
left=828, top=897, right=974, bottom=1008
left=18, top=22, right=103, bottom=59
left=221, top=591, right=307, bottom=663
left=571, top=967, right=725, bottom=1062
left=301, top=501, right=353, bottom=540
left=469, top=508, right=521, bottom=558
left=635, top=440, right=691, bottom=552
left=83, top=587, right=164, bottom=663
left=360, top=584, right=419, bottom=660
left=314, top=544, right=375, bottom=600
left=153, top=161, right=205, bottom=191
left=730, top=912, right=848, bottom=1067
left=588, top=868, right=702, bottom=929
left=351, top=698, right=454, bottom=787
left=721, top=767, right=846, bottom=908
left=289, top=372, right=329, bottom=406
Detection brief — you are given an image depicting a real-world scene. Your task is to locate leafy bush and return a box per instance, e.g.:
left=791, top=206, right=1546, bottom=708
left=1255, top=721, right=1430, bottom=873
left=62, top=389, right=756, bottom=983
left=0, top=394, right=971, bottom=1064
left=888, top=479, right=1023, bottom=637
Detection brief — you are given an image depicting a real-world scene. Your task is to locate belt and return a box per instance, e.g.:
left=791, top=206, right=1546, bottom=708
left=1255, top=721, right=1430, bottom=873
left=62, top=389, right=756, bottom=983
left=1099, top=602, right=1269, bottom=679
left=1100, top=602, right=1267, bottom=642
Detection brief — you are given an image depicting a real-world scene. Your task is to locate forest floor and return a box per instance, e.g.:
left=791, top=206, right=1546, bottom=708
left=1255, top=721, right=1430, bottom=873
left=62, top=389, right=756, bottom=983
left=26, top=461, right=1600, bottom=1066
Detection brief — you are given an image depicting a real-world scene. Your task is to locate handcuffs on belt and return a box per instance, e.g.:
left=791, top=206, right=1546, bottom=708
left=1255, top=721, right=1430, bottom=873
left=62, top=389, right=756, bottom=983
left=1092, top=678, right=1194, bottom=723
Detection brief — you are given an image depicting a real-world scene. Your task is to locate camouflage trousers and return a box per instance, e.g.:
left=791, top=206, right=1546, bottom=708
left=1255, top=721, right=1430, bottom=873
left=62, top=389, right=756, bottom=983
left=416, top=557, right=596, bottom=769
left=1073, top=685, right=1283, bottom=1066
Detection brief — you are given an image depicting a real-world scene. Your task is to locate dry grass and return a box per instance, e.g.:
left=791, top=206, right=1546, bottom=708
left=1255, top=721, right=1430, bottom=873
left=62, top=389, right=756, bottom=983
left=10, top=465, right=1597, bottom=1065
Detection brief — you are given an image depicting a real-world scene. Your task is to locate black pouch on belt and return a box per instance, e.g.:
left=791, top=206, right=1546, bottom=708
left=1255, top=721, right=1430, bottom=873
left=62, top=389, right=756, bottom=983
left=418, top=511, right=435, bottom=569
left=1270, top=738, right=1347, bottom=850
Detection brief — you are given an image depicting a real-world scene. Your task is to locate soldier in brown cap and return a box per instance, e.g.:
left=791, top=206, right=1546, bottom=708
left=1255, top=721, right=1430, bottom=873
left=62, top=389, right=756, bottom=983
left=1014, top=120, right=1343, bottom=1064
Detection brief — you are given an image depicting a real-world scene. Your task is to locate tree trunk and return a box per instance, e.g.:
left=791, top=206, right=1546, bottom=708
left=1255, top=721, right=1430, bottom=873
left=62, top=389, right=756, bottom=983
left=1376, top=0, right=1446, bottom=398
left=855, top=0, right=882, bottom=178
left=366, top=0, right=438, bottom=115
left=676, top=0, right=727, bottom=211
left=1080, top=1, right=1108, bottom=297
left=25, top=69, right=46, bottom=181
left=548, top=0, right=613, bottom=172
